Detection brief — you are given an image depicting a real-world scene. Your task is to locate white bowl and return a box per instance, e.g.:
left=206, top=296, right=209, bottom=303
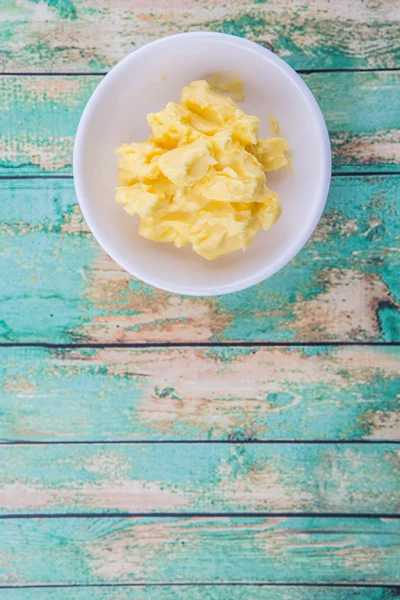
left=74, top=32, right=331, bottom=296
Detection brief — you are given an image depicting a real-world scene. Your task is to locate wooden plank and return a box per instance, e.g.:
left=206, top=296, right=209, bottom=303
left=0, top=72, right=399, bottom=175
left=0, top=442, right=399, bottom=515
left=0, top=176, right=399, bottom=344
left=0, top=517, right=399, bottom=584
left=1, top=346, right=399, bottom=442
left=1, top=0, right=399, bottom=72
left=1, top=585, right=399, bottom=600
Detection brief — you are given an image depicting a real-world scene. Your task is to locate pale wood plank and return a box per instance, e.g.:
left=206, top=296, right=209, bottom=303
left=1, top=346, right=399, bottom=442
left=0, top=517, right=399, bottom=584
left=0, top=442, right=399, bottom=514
left=1, top=0, right=399, bottom=72
left=0, top=176, right=398, bottom=344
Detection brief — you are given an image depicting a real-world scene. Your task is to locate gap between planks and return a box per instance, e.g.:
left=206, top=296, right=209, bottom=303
left=0, top=172, right=400, bottom=180
left=1, top=68, right=400, bottom=76
left=1, top=582, right=400, bottom=588
left=2, top=440, right=400, bottom=445
left=0, top=513, right=399, bottom=520
left=1, top=341, right=400, bottom=349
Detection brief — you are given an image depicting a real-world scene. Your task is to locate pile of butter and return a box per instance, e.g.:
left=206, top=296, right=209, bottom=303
left=116, top=80, right=289, bottom=260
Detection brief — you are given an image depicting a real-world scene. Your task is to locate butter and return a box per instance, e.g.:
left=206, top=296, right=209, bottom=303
left=116, top=80, right=289, bottom=260
left=270, top=112, right=280, bottom=135
left=158, top=137, right=216, bottom=187
left=252, top=138, right=290, bottom=171
left=209, top=73, right=245, bottom=102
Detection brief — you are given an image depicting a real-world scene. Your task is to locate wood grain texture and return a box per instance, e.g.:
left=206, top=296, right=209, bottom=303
left=1, top=176, right=398, bottom=344
left=0, top=517, right=399, bottom=585
left=1, top=0, right=399, bottom=72
left=1, top=442, right=399, bottom=515
left=2, top=585, right=400, bottom=600
left=1, top=346, right=399, bottom=442
left=1, top=72, right=399, bottom=175
left=1, top=0, right=399, bottom=593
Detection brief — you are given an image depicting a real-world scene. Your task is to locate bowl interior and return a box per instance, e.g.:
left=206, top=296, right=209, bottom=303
left=75, top=33, right=330, bottom=295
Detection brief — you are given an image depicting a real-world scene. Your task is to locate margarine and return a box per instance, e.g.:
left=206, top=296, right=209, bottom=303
left=116, top=80, right=289, bottom=260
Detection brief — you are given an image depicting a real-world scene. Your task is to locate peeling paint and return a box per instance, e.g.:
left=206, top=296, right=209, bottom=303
left=1, top=346, right=399, bottom=441
left=76, top=253, right=233, bottom=343
left=2, top=0, right=400, bottom=71
left=293, top=270, right=392, bottom=341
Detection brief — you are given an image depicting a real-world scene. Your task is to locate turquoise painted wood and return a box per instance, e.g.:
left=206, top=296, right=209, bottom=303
left=1, top=346, right=399, bottom=442
left=2, top=0, right=400, bottom=72
left=0, top=72, right=399, bottom=176
left=1, top=443, right=399, bottom=515
left=0, top=176, right=399, bottom=344
left=0, top=517, right=399, bottom=585
left=1, top=0, right=399, bottom=593
left=2, top=585, right=400, bottom=600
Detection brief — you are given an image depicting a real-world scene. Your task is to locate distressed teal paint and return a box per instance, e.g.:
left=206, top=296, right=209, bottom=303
left=211, top=15, right=268, bottom=39
left=0, top=177, right=399, bottom=343
left=1, top=1, right=399, bottom=593
left=0, top=346, right=398, bottom=442
left=0, top=178, right=77, bottom=226
left=0, top=517, right=399, bottom=584
left=0, top=443, right=399, bottom=514
left=2, top=585, right=399, bottom=600
left=0, top=76, right=96, bottom=175
left=220, top=175, right=400, bottom=341
left=378, top=303, right=400, bottom=342
left=0, top=236, right=98, bottom=342
left=2, top=1, right=400, bottom=72
left=203, top=346, right=257, bottom=361
left=0, top=180, right=98, bottom=342
left=309, top=72, right=400, bottom=134
left=1, top=73, right=399, bottom=175
left=29, top=0, right=77, bottom=19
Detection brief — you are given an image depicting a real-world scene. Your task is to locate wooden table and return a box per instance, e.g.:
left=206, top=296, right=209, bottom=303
left=1, top=1, right=399, bottom=597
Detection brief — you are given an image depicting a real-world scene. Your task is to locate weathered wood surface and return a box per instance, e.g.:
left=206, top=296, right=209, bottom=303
left=1, top=176, right=398, bottom=344
left=1, top=0, right=399, bottom=72
left=2, top=586, right=400, bottom=600
left=0, top=517, right=399, bottom=585
left=1, top=73, right=399, bottom=175
left=1, top=0, right=399, bottom=592
left=0, top=443, right=399, bottom=515
left=1, top=346, right=399, bottom=442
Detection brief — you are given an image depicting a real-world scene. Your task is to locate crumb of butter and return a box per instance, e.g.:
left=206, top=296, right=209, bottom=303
left=209, top=73, right=245, bottom=102
left=270, top=112, right=280, bottom=134
left=116, top=80, right=290, bottom=260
